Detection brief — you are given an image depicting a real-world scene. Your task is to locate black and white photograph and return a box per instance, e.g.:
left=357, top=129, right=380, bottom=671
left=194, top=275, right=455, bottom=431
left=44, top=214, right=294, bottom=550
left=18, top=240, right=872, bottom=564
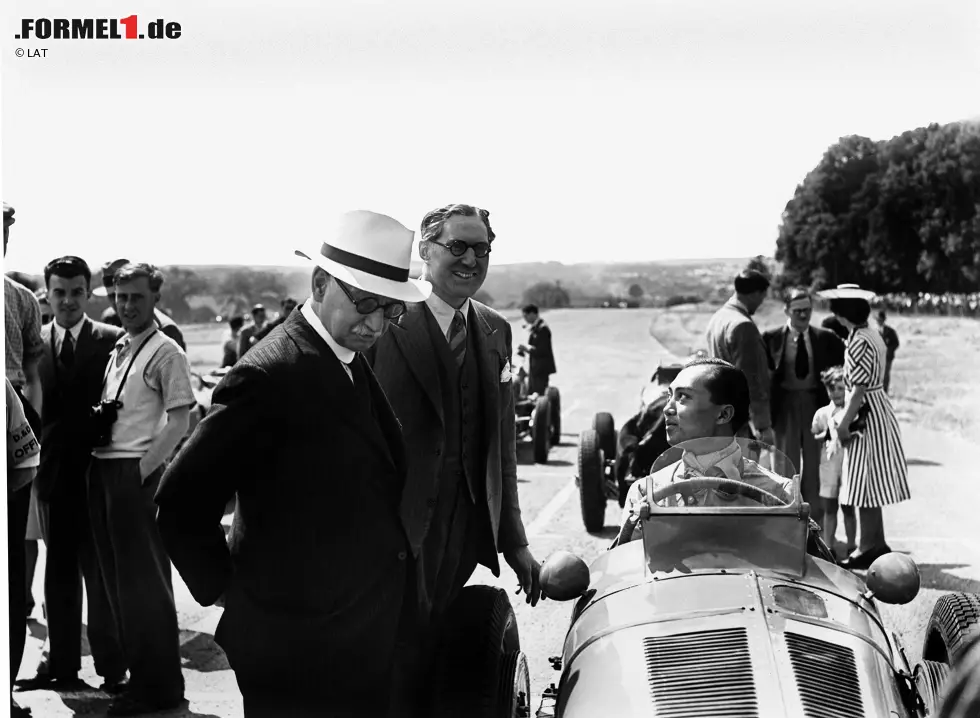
left=3, top=1, right=980, bottom=716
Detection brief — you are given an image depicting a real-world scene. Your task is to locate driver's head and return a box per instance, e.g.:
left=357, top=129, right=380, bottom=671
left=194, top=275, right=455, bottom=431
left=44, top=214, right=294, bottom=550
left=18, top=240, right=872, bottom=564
left=663, top=358, right=750, bottom=445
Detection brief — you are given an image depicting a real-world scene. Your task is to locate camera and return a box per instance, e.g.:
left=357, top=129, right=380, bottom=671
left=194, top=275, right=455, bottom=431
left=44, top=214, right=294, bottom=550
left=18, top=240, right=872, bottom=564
left=88, top=399, right=122, bottom=447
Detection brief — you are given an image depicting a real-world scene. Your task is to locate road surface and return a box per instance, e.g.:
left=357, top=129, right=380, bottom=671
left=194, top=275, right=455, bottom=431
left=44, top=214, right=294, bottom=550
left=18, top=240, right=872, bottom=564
left=15, top=309, right=980, bottom=716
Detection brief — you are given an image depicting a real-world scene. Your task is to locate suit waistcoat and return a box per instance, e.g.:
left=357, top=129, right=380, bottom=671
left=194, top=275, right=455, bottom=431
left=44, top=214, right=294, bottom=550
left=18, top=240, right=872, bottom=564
left=426, top=310, right=485, bottom=506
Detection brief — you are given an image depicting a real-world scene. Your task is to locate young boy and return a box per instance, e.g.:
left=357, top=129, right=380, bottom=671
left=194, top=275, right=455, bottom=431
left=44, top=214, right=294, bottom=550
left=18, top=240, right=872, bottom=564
left=811, top=367, right=856, bottom=560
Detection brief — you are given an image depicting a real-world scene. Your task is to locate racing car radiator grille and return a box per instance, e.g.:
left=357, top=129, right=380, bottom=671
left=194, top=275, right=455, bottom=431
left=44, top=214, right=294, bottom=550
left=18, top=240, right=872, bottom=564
left=785, top=632, right=864, bottom=717
left=644, top=627, right=759, bottom=717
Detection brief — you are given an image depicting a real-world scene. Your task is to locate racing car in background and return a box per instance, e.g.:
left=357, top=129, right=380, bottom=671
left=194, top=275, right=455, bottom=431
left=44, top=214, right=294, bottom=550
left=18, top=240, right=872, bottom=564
left=513, top=355, right=561, bottom=464
left=576, top=359, right=689, bottom=531
left=539, top=439, right=972, bottom=717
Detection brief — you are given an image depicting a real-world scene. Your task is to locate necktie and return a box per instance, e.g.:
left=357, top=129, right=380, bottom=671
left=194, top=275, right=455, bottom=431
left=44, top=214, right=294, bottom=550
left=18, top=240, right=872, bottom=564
left=448, top=310, right=467, bottom=367
left=60, top=332, right=75, bottom=368
left=795, top=332, right=809, bottom=379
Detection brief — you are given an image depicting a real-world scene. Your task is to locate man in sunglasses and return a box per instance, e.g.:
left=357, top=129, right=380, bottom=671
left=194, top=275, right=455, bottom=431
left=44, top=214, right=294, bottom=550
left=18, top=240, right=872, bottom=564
left=367, top=203, right=542, bottom=716
left=156, top=211, right=431, bottom=717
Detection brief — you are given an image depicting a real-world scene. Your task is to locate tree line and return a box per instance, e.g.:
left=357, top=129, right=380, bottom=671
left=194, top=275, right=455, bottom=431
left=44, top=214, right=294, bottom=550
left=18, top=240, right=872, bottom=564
left=774, top=120, right=980, bottom=295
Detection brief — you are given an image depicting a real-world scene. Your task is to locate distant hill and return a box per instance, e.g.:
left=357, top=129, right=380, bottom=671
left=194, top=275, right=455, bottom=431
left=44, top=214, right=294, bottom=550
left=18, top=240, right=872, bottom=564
left=8, top=258, right=756, bottom=322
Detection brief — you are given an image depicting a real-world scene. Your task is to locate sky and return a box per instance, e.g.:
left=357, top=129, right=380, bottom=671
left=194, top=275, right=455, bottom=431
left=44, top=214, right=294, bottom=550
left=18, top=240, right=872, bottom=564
left=2, top=0, right=979, bottom=274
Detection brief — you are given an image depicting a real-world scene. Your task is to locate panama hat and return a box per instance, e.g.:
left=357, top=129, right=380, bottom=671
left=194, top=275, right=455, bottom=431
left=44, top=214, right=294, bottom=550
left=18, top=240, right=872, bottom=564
left=815, top=283, right=877, bottom=300
left=295, top=210, right=431, bottom=303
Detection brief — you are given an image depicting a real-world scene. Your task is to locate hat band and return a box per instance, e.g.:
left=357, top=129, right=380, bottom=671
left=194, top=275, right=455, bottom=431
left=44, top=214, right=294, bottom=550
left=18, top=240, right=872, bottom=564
left=320, top=243, right=408, bottom=282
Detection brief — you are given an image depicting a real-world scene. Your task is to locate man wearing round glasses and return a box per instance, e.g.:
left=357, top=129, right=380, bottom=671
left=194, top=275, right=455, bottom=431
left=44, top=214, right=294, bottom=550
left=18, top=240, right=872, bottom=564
left=368, top=203, right=541, bottom=715
left=156, top=210, right=431, bottom=717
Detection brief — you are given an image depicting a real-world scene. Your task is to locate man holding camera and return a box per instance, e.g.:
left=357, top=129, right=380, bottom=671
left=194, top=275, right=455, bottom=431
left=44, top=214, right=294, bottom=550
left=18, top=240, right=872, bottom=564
left=87, top=263, right=192, bottom=716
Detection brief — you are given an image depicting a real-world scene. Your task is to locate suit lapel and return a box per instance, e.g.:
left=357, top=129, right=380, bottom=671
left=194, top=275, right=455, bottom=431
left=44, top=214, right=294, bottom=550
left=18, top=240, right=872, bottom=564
left=388, top=303, right=444, bottom=424
left=284, top=312, right=396, bottom=471
left=807, top=327, right=823, bottom=370
left=774, top=327, right=788, bottom=371
left=469, top=303, right=500, bottom=447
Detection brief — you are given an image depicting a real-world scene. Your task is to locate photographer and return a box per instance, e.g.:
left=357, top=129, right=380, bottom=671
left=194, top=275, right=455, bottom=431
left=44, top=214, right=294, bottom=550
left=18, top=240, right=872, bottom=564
left=87, top=263, right=193, bottom=716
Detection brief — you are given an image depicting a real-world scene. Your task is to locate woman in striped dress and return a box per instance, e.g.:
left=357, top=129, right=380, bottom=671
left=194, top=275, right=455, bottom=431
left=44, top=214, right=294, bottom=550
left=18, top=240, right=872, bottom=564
left=818, top=285, right=910, bottom=570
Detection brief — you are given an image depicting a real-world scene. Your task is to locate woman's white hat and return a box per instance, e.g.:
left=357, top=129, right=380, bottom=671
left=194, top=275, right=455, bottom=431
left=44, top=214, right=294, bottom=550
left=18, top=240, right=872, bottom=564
left=295, top=210, right=431, bottom=303
left=815, top=283, right=877, bottom=300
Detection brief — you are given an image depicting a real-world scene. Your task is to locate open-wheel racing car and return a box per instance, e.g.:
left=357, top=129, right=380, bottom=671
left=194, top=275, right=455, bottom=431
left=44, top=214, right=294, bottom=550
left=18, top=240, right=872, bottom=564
left=577, top=360, right=686, bottom=532
left=537, top=439, right=967, bottom=717
left=513, top=357, right=561, bottom=464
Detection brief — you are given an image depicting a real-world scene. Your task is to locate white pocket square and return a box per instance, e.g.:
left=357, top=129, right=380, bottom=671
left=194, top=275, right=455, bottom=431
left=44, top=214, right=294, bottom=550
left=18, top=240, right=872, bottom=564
left=500, top=361, right=513, bottom=383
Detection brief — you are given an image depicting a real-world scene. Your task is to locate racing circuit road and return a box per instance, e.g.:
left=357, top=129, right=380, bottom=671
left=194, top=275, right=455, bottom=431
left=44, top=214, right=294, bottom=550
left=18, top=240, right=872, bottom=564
left=15, top=309, right=980, bottom=717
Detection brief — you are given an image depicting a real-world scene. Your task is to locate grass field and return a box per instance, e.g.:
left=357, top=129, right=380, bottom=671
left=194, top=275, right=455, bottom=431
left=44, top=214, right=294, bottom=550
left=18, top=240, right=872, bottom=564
left=183, top=303, right=980, bottom=443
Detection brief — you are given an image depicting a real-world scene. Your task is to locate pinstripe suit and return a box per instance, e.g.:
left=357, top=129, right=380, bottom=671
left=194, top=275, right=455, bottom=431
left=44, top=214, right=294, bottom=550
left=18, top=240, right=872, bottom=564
left=156, top=310, right=412, bottom=716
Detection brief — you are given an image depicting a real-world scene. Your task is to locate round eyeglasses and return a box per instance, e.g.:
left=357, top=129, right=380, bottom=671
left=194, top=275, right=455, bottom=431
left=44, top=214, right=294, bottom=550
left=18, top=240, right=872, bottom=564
left=336, top=280, right=406, bottom=319
left=431, top=239, right=492, bottom=258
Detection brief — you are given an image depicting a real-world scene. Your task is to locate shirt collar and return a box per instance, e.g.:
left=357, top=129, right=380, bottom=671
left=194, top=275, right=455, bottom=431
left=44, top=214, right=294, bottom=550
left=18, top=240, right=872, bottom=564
left=425, top=292, right=471, bottom=338
left=729, top=296, right=751, bottom=315
left=680, top=440, right=742, bottom=482
left=54, top=315, right=86, bottom=343
left=300, top=299, right=355, bottom=365
left=116, top=323, right=157, bottom=351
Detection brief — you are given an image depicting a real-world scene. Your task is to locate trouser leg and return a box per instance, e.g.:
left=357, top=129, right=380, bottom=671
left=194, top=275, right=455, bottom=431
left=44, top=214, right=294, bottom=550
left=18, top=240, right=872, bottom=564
left=38, top=494, right=83, bottom=676
left=8, top=484, right=32, bottom=684
left=88, top=458, right=183, bottom=701
left=858, top=506, right=886, bottom=552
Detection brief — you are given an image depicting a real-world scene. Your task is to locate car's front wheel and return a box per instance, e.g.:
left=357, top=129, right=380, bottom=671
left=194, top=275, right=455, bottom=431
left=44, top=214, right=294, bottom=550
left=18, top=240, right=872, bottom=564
left=429, top=586, right=529, bottom=718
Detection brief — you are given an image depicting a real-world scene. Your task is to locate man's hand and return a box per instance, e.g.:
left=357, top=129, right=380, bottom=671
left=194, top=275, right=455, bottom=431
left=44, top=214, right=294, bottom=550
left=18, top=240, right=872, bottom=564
left=755, top=427, right=775, bottom=445
left=504, top=546, right=542, bottom=606
left=836, top=424, right=852, bottom=444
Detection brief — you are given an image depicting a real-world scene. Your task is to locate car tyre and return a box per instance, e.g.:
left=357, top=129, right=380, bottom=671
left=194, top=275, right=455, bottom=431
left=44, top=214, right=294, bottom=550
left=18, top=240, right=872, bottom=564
left=913, top=660, right=950, bottom=715
left=578, top=429, right=606, bottom=532
left=922, top=592, right=980, bottom=665
left=592, top=412, right=616, bottom=460
left=532, top=395, right=551, bottom=464
left=546, top=387, right=561, bottom=446
left=499, top=650, right=532, bottom=718
left=429, top=586, right=522, bottom=718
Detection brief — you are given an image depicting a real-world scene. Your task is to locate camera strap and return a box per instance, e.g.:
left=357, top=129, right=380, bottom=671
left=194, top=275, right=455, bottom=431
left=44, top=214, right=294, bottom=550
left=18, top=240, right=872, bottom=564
left=101, top=330, right=159, bottom=402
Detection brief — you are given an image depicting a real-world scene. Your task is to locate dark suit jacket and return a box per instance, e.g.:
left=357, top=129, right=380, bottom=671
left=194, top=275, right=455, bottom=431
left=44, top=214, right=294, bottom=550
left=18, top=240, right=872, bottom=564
left=367, top=301, right=528, bottom=577
left=526, top=318, right=556, bottom=377
left=761, top=325, right=845, bottom=423
left=155, top=310, right=410, bottom=693
left=36, top=317, right=123, bottom=502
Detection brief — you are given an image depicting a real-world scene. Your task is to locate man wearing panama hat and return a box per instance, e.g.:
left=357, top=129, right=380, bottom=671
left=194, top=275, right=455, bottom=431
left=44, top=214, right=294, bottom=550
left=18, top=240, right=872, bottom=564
left=155, top=210, right=430, bottom=717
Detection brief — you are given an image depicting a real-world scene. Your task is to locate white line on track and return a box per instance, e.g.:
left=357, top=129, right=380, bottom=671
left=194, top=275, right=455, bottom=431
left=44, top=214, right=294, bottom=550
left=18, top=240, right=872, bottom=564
left=527, top=478, right=577, bottom=537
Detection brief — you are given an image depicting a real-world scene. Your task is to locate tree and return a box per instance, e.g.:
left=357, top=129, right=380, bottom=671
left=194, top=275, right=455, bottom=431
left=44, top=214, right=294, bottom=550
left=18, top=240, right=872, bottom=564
left=159, top=266, right=210, bottom=321
left=627, top=283, right=645, bottom=299
left=218, top=269, right=291, bottom=316
left=521, top=281, right=570, bottom=309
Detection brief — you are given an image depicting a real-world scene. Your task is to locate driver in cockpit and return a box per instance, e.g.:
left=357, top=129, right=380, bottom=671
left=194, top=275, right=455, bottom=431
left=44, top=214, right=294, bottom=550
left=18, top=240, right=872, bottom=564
left=618, top=357, right=796, bottom=544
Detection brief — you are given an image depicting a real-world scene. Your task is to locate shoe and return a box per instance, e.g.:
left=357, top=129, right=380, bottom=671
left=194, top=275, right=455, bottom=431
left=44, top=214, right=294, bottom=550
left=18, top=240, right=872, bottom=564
left=107, top=692, right=185, bottom=716
left=14, top=674, right=86, bottom=692
left=840, top=544, right=892, bottom=571
left=100, top=676, right=130, bottom=695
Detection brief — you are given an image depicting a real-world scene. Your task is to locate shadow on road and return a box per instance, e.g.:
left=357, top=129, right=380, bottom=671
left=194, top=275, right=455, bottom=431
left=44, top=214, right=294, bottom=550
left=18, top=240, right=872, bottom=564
left=59, top=694, right=222, bottom=718
left=180, top=632, right=229, bottom=673
left=915, top=563, right=980, bottom=593
left=907, top=458, right=942, bottom=467
left=587, top=526, right=621, bottom=541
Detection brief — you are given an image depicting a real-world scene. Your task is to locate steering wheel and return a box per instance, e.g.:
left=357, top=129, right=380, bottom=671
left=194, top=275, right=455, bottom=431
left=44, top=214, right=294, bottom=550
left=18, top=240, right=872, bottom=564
left=649, top=477, right=789, bottom=508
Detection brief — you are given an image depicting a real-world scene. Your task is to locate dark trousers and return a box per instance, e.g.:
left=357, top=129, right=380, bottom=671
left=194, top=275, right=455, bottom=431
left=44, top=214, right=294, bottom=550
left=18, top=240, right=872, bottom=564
left=8, top=483, right=32, bottom=684
left=87, top=458, right=184, bottom=702
left=37, top=480, right=126, bottom=679
left=528, top=372, right=550, bottom=395
left=774, top=390, right=823, bottom=524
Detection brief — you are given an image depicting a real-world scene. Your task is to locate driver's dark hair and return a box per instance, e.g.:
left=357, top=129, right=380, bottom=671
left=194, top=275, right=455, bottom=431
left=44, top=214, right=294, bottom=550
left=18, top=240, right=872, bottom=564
left=684, top=357, right=751, bottom=433
left=733, top=269, right=769, bottom=295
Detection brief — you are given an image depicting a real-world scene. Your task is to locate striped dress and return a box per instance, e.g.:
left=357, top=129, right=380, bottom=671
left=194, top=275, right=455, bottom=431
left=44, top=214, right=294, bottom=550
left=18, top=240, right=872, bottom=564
left=840, top=326, right=911, bottom=507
